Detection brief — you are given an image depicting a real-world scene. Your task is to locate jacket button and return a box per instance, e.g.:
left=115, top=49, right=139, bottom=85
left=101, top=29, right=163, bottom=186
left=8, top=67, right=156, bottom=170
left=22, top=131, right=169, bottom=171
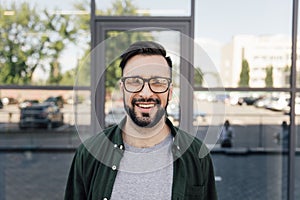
left=119, top=145, right=123, bottom=150
left=177, top=146, right=180, bottom=150
left=114, top=144, right=118, bottom=148
left=112, top=165, right=117, bottom=170
left=103, top=198, right=108, bottom=200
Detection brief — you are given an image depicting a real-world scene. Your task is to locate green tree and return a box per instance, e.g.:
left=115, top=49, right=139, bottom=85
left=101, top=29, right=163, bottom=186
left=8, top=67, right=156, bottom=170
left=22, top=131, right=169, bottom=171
left=238, top=59, right=250, bottom=87
left=0, top=3, right=47, bottom=84
left=265, top=65, right=273, bottom=87
left=43, top=11, right=77, bottom=85
left=60, top=69, right=76, bottom=85
left=0, top=2, right=77, bottom=85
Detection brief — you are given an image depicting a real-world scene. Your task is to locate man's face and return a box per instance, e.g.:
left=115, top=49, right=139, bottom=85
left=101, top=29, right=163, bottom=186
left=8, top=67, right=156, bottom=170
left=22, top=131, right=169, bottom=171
left=121, top=55, right=172, bottom=128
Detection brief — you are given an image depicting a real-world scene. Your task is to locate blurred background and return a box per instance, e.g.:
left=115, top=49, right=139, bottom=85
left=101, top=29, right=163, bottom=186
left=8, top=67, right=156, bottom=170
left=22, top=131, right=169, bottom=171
left=0, top=0, right=300, bottom=199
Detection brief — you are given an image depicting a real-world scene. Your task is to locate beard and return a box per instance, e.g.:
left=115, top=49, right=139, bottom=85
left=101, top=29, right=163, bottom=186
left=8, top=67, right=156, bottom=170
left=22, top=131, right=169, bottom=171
left=124, top=97, right=167, bottom=128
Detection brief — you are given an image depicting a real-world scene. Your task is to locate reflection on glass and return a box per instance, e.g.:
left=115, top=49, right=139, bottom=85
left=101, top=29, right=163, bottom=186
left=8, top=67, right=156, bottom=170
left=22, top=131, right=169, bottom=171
left=196, top=0, right=292, bottom=88
left=0, top=89, right=90, bottom=134
left=220, top=35, right=292, bottom=88
left=0, top=0, right=90, bottom=86
left=196, top=90, right=290, bottom=199
left=96, top=0, right=191, bottom=16
left=195, top=91, right=290, bottom=149
left=296, top=96, right=300, bottom=199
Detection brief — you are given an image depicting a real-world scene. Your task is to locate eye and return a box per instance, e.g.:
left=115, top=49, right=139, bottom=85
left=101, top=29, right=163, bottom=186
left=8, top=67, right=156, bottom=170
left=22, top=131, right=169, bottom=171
left=150, top=78, right=168, bottom=85
left=126, top=77, right=143, bottom=85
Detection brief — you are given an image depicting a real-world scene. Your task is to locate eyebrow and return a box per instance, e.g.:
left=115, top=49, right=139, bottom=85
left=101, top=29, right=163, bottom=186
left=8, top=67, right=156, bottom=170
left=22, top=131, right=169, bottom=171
left=122, top=75, right=171, bottom=79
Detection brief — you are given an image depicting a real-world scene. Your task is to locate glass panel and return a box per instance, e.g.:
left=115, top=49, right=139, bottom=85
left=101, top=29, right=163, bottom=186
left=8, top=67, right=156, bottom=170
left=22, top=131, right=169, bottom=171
left=96, top=0, right=191, bottom=16
left=195, top=91, right=289, bottom=148
left=196, top=0, right=292, bottom=88
left=0, top=89, right=89, bottom=146
left=0, top=0, right=91, bottom=198
left=103, top=30, right=181, bottom=128
left=0, top=0, right=90, bottom=86
left=294, top=2, right=300, bottom=199
left=194, top=91, right=289, bottom=199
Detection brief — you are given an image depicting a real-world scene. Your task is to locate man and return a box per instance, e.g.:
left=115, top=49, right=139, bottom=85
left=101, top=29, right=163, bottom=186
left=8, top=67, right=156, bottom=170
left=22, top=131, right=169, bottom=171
left=65, top=41, right=217, bottom=200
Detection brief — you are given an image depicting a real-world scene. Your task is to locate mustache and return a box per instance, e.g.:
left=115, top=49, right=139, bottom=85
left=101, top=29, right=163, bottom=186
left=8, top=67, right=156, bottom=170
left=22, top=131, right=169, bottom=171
left=132, top=98, right=161, bottom=105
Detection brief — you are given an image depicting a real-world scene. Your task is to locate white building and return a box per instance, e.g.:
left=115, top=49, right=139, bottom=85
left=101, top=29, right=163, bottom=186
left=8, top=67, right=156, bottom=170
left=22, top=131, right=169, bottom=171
left=220, top=34, right=293, bottom=87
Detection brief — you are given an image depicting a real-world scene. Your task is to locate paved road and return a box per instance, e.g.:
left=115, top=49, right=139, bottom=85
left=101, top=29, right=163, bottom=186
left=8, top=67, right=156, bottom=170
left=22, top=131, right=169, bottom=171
left=212, top=154, right=296, bottom=200
left=0, top=152, right=72, bottom=200
left=0, top=151, right=299, bottom=200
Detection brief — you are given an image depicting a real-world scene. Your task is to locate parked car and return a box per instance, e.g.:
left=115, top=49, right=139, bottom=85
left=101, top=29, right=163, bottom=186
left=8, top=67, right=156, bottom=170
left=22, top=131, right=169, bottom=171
left=238, top=96, right=261, bottom=105
left=44, top=96, right=64, bottom=108
left=254, top=97, right=272, bottom=108
left=266, top=96, right=289, bottom=111
left=19, top=103, right=64, bottom=129
left=105, top=107, right=126, bottom=127
left=18, top=99, right=39, bottom=109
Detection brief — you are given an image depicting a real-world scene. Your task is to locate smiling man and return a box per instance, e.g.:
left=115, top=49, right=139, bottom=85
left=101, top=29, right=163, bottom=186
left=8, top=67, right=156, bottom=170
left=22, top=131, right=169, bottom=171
left=65, top=41, right=218, bottom=200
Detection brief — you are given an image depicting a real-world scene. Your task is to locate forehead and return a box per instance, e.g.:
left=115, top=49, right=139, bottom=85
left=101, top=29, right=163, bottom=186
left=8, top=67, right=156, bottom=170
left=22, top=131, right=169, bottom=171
left=123, top=55, right=170, bottom=77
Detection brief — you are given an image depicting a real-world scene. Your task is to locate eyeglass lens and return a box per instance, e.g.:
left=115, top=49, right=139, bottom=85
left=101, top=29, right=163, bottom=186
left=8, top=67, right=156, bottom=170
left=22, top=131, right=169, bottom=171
left=124, top=77, right=169, bottom=93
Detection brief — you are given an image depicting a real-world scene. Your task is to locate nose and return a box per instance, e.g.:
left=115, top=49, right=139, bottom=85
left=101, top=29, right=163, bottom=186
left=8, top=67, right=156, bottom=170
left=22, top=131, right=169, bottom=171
left=138, top=82, right=153, bottom=97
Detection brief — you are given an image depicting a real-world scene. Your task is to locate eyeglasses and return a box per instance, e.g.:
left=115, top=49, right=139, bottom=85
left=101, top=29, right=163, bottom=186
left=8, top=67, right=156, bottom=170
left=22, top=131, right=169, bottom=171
left=121, top=76, right=171, bottom=93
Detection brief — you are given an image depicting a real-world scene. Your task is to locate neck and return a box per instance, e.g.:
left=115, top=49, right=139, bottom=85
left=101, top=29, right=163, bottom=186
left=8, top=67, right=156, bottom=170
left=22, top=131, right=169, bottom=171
left=122, top=116, right=171, bottom=148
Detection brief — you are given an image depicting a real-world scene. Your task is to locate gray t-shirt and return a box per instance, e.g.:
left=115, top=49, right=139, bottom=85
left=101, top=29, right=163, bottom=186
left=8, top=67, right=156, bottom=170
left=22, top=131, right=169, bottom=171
left=110, top=134, right=174, bottom=200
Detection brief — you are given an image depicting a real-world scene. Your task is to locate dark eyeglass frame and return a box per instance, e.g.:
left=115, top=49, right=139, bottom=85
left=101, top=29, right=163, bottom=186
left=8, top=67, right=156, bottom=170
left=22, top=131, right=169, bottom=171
left=121, top=76, right=172, bottom=93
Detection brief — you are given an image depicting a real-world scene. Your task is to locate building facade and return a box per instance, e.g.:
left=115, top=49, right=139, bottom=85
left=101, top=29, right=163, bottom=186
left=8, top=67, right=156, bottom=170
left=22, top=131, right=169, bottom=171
left=220, top=34, right=294, bottom=88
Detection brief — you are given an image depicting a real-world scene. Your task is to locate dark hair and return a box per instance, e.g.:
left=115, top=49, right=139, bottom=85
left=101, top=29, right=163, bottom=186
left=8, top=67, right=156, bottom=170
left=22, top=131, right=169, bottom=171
left=119, top=41, right=172, bottom=76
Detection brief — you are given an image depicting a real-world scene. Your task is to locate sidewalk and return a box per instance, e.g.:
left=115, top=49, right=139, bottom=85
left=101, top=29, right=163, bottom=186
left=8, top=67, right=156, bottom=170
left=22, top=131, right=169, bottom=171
left=0, top=151, right=299, bottom=200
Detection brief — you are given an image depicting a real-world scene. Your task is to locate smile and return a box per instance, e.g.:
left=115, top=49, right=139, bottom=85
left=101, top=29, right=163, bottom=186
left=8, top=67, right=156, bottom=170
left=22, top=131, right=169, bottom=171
left=135, top=103, right=155, bottom=109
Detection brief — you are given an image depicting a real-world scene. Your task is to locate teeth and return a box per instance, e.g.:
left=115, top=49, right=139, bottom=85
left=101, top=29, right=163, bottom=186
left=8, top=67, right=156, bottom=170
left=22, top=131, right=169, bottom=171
left=137, top=104, right=155, bottom=108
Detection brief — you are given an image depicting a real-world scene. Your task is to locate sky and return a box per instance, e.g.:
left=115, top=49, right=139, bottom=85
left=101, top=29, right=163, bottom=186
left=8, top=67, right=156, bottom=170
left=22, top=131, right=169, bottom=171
left=1, top=0, right=294, bottom=72
left=195, top=0, right=292, bottom=43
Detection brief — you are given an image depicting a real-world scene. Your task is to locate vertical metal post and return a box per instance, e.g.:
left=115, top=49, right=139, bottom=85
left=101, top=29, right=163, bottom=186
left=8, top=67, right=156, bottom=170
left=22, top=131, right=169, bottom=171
left=179, top=0, right=195, bottom=133
left=180, top=37, right=194, bottom=133
left=91, top=0, right=107, bottom=132
left=90, top=0, right=95, bottom=43
left=288, top=0, right=298, bottom=199
left=90, top=0, right=98, bottom=134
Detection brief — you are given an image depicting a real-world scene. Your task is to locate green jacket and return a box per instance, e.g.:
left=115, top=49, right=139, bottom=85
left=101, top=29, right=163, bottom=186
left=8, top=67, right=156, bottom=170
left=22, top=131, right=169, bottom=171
left=65, top=118, right=218, bottom=200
